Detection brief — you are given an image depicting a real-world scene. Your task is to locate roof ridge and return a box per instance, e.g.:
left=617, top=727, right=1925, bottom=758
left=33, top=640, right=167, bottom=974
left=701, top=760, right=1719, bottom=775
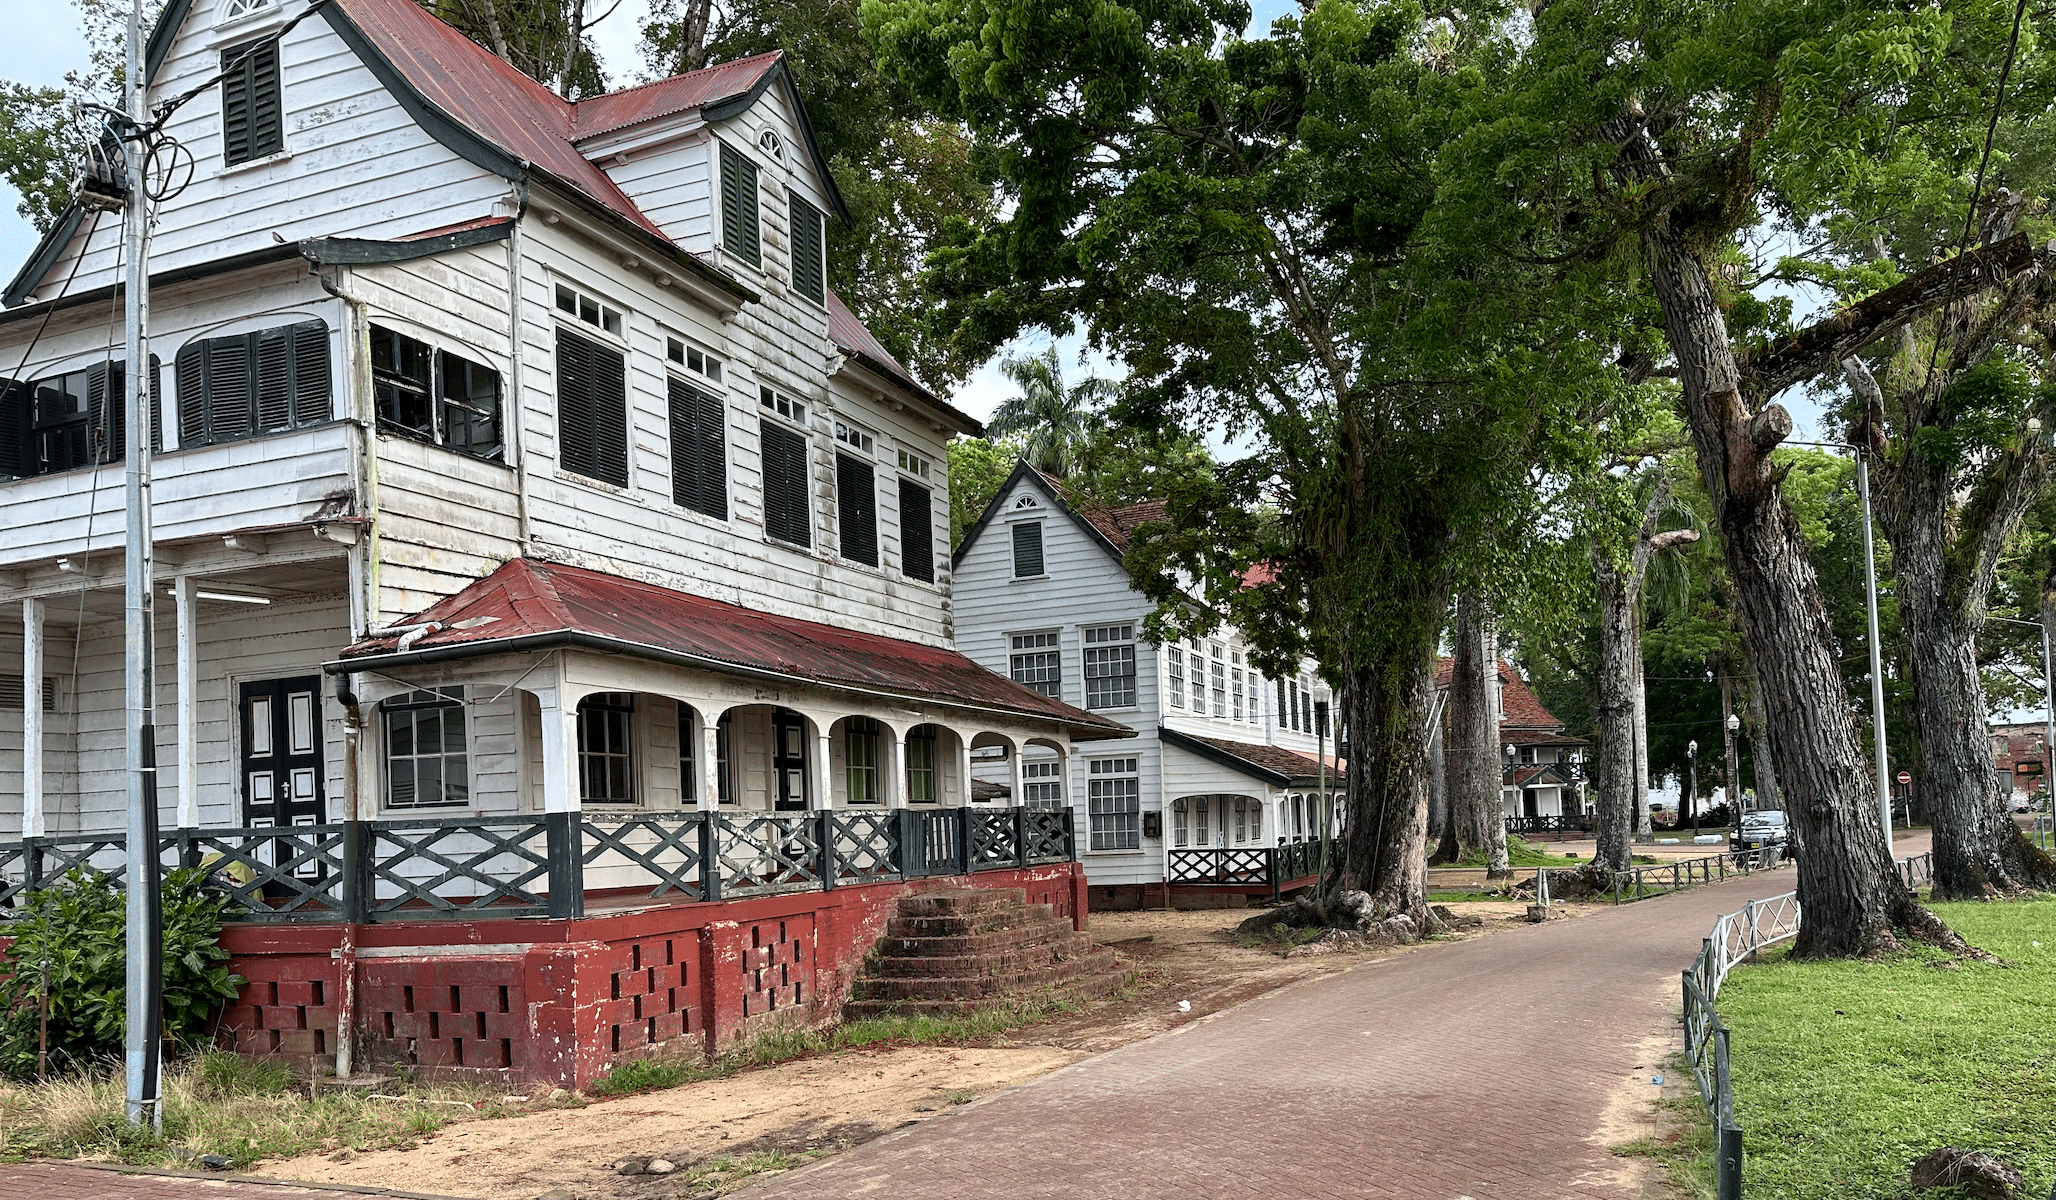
left=576, top=49, right=785, bottom=106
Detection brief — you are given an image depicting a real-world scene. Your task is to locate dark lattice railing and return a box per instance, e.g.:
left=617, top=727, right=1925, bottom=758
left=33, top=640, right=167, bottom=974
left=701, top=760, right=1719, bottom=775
left=0, top=805, right=1079, bottom=924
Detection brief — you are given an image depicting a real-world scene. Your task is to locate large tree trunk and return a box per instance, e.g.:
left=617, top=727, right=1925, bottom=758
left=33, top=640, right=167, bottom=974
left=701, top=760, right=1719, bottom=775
left=1447, top=594, right=1510, bottom=877
left=1643, top=223, right=1956, bottom=958
left=1594, top=558, right=1639, bottom=873
left=1333, top=645, right=1435, bottom=928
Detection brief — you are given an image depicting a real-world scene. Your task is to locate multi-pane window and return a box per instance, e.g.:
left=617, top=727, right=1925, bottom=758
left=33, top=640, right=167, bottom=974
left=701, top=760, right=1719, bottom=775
left=577, top=692, right=635, bottom=805
left=1195, top=797, right=1211, bottom=846
left=1171, top=797, right=1189, bottom=848
left=906, top=726, right=938, bottom=803
left=1082, top=623, right=1137, bottom=709
left=1233, top=798, right=1247, bottom=843
left=383, top=688, right=467, bottom=809
left=1276, top=678, right=1289, bottom=729
left=1167, top=647, right=1185, bottom=708
left=834, top=418, right=874, bottom=454
left=1012, top=521, right=1045, bottom=577
left=720, top=141, right=762, bottom=267
left=175, top=320, right=330, bottom=449
left=1024, top=760, right=1064, bottom=810
left=844, top=717, right=880, bottom=804
left=1189, top=641, right=1206, bottom=712
left=1231, top=662, right=1245, bottom=722
left=1009, top=632, right=1062, bottom=699
left=1250, top=802, right=1263, bottom=843
left=221, top=37, right=284, bottom=166
left=790, top=191, right=826, bottom=305
left=761, top=413, right=812, bottom=547
left=3, top=358, right=160, bottom=479
left=370, top=325, right=502, bottom=460
left=897, top=448, right=931, bottom=478
left=556, top=283, right=623, bottom=336
left=667, top=337, right=723, bottom=385
left=555, top=327, right=628, bottom=486
left=899, top=476, right=935, bottom=583
left=837, top=449, right=879, bottom=566
left=1210, top=646, right=1227, bottom=718
left=1088, top=757, right=1141, bottom=851
left=716, top=712, right=735, bottom=804
left=760, top=386, right=806, bottom=424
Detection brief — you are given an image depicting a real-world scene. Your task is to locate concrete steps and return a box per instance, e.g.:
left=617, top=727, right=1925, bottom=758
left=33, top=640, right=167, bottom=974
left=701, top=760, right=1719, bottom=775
left=844, top=888, right=1133, bottom=1020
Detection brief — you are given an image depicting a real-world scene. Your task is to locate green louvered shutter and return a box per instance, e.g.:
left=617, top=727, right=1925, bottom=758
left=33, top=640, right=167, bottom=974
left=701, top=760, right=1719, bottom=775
left=557, top=327, right=628, bottom=487
left=760, top=420, right=810, bottom=546
left=668, top=376, right=728, bottom=519
left=836, top=452, right=877, bottom=566
left=720, top=142, right=761, bottom=268
left=789, top=192, right=825, bottom=305
left=222, top=38, right=284, bottom=166
left=899, top=477, right=934, bottom=583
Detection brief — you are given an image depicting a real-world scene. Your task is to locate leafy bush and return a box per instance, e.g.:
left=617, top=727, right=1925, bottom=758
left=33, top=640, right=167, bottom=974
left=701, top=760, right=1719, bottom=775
left=0, top=868, right=245, bottom=1077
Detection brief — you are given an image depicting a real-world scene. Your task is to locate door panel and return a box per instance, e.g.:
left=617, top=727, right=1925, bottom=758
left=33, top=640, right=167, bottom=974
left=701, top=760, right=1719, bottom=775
left=773, top=709, right=809, bottom=811
left=240, top=676, right=326, bottom=827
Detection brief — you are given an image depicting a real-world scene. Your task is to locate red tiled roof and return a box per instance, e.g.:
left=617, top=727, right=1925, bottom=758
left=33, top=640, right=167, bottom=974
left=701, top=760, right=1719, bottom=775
left=1025, top=466, right=1169, bottom=553
left=338, top=560, right=1129, bottom=735
left=1166, top=729, right=1342, bottom=783
left=1432, top=657, right=1567, bottom=732
left=1505, top=727, right=1588, bottom=747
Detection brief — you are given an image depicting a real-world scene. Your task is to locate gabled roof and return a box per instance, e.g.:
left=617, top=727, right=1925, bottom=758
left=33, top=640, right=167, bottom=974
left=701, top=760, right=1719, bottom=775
left=329, top=559, right=1131, bottom=738
left=1159, top=726, right=1342, bottom=788
left=826, top=291, right=973, bottom=427
left=12, top=0, right=878, bottom=319
left=1432, top=657, right=1568, bottom=732
left=952, top=460, right=1167, bottom=571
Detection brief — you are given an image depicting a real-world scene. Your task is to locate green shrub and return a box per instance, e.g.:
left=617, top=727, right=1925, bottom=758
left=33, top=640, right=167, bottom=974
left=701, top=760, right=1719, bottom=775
left=0, top=868, right=245, bottom=1078
left=590, top=1056, right=692, bottom=1095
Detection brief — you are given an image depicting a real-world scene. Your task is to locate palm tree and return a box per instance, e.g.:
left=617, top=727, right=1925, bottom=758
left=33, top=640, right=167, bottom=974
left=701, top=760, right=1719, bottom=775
left=985, top=346, right=1119, bottom=477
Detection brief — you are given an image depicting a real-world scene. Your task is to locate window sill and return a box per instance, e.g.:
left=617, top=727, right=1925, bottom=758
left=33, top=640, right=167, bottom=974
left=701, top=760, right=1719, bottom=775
left=554, top=469, right=635, bottom=498
left=217, top=150, right=295, bottom=178
left=376, top=427, right=512, bottom=470
left=1012, top=574, right=1050, bottom=582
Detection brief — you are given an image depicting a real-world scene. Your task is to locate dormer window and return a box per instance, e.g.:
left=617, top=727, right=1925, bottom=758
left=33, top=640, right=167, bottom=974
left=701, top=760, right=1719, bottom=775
left=221, top=37, right=284, bottom=166
left=720, top=142, right=762, bottom=269
left=220, top=0, right=276, bottom=20
left=758, top=130, right=785, bottom=159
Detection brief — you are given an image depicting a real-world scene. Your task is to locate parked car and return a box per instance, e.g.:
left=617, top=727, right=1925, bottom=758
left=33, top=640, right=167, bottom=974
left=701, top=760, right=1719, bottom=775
left=1731, top=810, right=1791, bottom=853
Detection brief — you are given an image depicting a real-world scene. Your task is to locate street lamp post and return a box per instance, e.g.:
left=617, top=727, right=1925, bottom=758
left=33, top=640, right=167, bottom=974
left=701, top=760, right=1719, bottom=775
left=1688, top=740, right=1699, bottom=838
left=1725, top=711, right=1742, bottom=834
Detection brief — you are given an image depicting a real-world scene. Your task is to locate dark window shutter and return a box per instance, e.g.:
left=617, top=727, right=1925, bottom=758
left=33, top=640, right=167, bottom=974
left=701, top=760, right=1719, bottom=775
left=86, top=361, right=120, bottom=465
left=1013, top=521, right=1044, bottom=577
left=556, top=327, right=628, bottom=487
left=222, top=38, right=283, bottom=166
left=760, top=419, right=810, bottom=547
left=205, top=333, right=253, bottom=443
left=789, top=193, right=825, bottom=304
left=0, top=379, right=27, bottom=478
left=148, top=357, right=162, bottom=451
left=289, top=320, right=330, bottom=426
left=175, top=345, right=205, bottom=446
left=668, top=376, right=727, bottom=519
left=720, top=142, right=761, bottom=268
left=254, top=327, right=292, bottom=431
left=899, top=477, right=934, bottom=583
left=836, top=452, right=877, bottom=566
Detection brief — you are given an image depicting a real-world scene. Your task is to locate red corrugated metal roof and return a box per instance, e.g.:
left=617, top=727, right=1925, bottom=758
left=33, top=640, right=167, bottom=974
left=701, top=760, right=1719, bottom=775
left=573, top=52, right=785, bottom=139
left=338, top=559, right=1130, bottom=735
left=1187, top=734, right=1342, bottom=781
left=1432, top=657, right=1567, bottom=731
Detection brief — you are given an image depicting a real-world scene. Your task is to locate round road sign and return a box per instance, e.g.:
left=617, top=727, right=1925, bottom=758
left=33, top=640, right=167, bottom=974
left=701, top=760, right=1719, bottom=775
left=1896, top=771, right=1911, bottom=785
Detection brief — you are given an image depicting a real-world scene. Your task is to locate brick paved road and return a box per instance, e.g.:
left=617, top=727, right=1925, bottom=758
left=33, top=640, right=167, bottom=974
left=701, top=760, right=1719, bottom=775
left=739, top=860, right=1864, bottom=1200
left=0, top=1162, right=462, bottom=1200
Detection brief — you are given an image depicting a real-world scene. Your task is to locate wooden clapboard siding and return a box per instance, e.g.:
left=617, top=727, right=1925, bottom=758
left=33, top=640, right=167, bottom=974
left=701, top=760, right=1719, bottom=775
left=602, top=134, right=717, bottom=254
left=0, top=628, right=78, bottom=839
left=57, top=597, right=351, bottom=834
left=26, top=4, right=512, bottom=304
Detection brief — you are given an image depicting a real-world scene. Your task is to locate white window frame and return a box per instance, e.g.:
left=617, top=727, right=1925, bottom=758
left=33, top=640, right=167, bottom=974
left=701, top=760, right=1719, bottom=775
left=382, top=687, right=470, bottom=810
left=1081, top=623, right=1137, bottom=710
left=1009, top=631, right=1062, bottom=699
left=1088, top=757, right=1141, bottom=851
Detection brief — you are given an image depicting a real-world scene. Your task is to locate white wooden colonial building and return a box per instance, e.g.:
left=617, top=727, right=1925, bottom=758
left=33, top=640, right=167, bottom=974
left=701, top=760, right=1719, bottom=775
left=952, top=463, right=1342, bottom=908
left=1434, top=657, right=1588, bottom=831
left=0, top=0, right=1125, bottom=1085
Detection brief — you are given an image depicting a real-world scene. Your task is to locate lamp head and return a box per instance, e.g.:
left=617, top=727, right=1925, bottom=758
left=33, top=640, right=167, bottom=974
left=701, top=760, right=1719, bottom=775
left=1727, top=713, right=1741, bottom=733
left=1688, top=739, right=1698, bottom=755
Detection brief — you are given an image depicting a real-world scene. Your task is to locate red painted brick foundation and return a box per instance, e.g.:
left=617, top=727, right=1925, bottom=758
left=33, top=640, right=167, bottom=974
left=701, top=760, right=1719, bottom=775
left=217, top=862, right=1087, bottom=1091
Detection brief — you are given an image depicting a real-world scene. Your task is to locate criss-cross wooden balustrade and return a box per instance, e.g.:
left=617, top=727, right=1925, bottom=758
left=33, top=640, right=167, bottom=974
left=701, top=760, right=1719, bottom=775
left=0, top=806, right=1078, bottom=923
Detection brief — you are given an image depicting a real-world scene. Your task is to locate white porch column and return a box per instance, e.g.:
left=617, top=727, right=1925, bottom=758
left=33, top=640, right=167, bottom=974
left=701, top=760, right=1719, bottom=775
left=698, top=710, right=722, bottom=809
left=957, top=736, right=975, bottom=808
left=881, top=732, right=905, bottom=809
left=21, top=598, right=43, bottom=839
left=537, top=691, right=582, bottom=815
left=812, top=725, right=833, bottom=811
left=173, top=576, right=198, bottom=828
left=1009, top=741, right=1026, bottom=809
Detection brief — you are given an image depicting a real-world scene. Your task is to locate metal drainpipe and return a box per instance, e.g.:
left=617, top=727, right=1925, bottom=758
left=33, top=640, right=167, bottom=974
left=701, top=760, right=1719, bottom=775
left=505, top=184, right=533, bottom=550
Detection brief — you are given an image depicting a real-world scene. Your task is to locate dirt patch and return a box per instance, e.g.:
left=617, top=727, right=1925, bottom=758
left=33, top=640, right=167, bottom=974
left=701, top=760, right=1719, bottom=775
left=253, top=901, right=1553, bottom=1199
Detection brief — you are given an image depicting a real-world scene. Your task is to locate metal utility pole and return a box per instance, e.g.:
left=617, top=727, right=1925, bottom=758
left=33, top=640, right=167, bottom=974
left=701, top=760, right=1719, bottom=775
left=1854, top=451, right=1894, bottom=850
left=120, top=0, right=164, bottom=1131
left=1687, top=739, right=1698, bottom=837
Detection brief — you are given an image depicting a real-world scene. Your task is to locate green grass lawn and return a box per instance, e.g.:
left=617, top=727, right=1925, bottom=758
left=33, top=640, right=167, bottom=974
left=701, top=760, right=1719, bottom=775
left=1717, top=895, right=2056, bottom=1199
